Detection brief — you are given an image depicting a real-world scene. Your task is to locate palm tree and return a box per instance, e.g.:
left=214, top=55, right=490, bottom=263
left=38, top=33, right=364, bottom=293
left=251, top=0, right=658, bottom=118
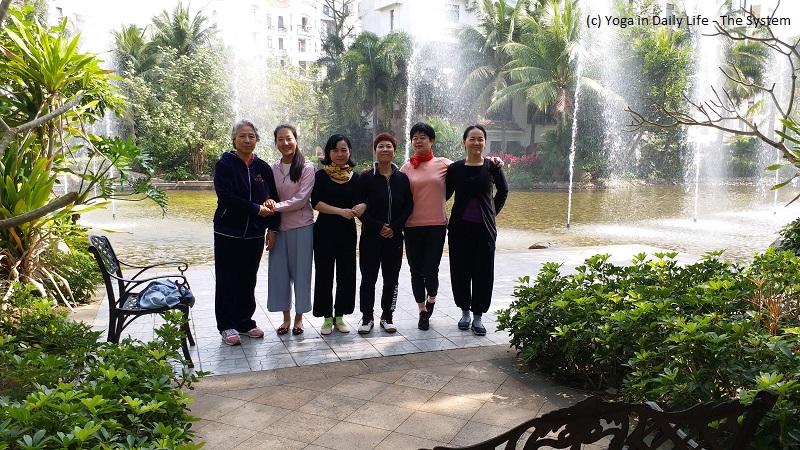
left=459, top=0, right=529, bottom=116
left=112, top=24, right=158, bottom=77
left=498, top=0, right=600, bottom=125
left=335, top=31, right=412, bottom=139
left=150, top=3, right=213, bottom=57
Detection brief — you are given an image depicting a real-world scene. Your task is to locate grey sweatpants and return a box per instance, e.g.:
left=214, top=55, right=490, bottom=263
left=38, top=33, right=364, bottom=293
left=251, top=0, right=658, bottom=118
left=267, top=224, right=313, bottom=313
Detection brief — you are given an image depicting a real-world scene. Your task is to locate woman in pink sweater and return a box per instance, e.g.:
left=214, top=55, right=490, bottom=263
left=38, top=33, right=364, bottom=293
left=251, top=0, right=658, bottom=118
left=401, top=122, right=502, bottom=331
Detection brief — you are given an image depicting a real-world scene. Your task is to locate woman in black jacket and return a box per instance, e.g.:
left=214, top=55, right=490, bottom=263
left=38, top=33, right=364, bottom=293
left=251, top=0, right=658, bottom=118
left=213, top=119, right=280, bottom=346
left=445, top=124, right=508, bottom=336
left=356, top=132, right=413, bottom=334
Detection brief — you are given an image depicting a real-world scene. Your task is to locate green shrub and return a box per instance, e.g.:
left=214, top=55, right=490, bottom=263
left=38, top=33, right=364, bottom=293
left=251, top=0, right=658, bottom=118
left=0, top=284, right=204, bottom=449
left=498, top=249, right=800, bottom=449
left=39, top=236, right=103, bottom=305
left=777, top=218, right=800, bottom=255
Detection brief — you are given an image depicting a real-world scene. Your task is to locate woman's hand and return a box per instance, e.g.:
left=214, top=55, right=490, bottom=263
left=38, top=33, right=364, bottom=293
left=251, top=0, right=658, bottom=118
left=489, top=156, right=504, bottom=168
left=265, top=231, right=277, bottom=250
left=352, top=203, right=366, bottom=217
left=259, top=205, right=275, bottom=217
left=338, top=208, right=356, bottom=220
left=264, top=199, right=277, bottom=209
left=379, top=225, right=394, bottom=239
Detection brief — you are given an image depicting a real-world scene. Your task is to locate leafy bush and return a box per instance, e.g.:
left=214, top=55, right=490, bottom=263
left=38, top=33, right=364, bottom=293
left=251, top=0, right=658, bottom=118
left=498, top=249, right=800, bottom=449
left=777, top=217, right=800, bottom=255
left=0, top=284, right=203, bottom=449
left=39, top=235, right=102, bottom=305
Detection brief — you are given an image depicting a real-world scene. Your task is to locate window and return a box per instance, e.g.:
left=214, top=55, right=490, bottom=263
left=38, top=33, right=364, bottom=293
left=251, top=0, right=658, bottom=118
left=267, top=36, right=273, bottom=48
left=323, top=5, right=331, bottom=16
left=301, top=16, right=309, bottom=31
left=447, top=4, right=459, bottom=23
left=299, top=61, right=307, bottom=70
left=343, top=3, right=349, bottom=14
left=280, top=59, right=286, bottom=67
left=278, top=15, right=285, bottom=30
left=278, top=37, right=284, bottom=50
left=390, top=9, right=395, bottom=31
left=298, top=39, right=306, bottom=52
left=266, top=13, right=272, bottom=29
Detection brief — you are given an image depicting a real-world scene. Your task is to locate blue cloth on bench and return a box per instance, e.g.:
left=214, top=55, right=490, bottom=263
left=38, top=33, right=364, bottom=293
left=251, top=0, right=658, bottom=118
left=137, top=280, right=195, bottom=309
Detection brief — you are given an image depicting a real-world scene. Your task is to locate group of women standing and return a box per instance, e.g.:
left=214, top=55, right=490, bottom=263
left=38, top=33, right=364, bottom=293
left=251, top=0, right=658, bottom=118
left=212, top=120, right=508, bottom=346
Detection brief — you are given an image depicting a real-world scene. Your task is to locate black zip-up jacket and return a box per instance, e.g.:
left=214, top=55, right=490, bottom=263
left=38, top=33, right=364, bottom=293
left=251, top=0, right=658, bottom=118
left=213, top=151, right=280, bottom=238
left=357, top=163, right=413, bottom=238
left=445, top=159, right=509, bottom=241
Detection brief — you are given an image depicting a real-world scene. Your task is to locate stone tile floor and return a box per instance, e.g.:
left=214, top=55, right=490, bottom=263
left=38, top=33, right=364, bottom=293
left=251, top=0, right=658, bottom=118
left=188, top=346, right=601, bottom=450
left=85, top=244, right=682, bottom=376
left=76, top=244, right=689, bottom=449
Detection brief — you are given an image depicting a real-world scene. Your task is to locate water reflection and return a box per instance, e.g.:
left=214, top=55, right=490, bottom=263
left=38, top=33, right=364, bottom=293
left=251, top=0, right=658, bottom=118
left=80, top=185, right=800, bottom=265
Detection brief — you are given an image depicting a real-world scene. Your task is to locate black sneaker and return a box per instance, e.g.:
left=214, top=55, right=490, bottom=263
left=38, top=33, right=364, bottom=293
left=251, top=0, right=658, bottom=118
left=418, top=311, right=430, bottom=330
left=358, top=316, right=374, bottom=334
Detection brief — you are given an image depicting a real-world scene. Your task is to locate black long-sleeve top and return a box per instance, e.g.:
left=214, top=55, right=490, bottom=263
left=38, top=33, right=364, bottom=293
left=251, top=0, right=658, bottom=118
left=445, top=159, right=509, bottom=241
left=213, top=151, right=280, bottom=238
left=310, top=169, right=360, bottom=228
left=357, top=163, right=413, bottom=238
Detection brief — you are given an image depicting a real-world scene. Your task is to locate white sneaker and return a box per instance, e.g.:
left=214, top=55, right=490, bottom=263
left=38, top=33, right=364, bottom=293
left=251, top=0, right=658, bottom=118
left=334, top=316, right=350, bottom=333
left=221, top=329, right=241, bottom=346
left=380, top=319, right=397, bottom=333
left=358, top=319, right=374, bottom=334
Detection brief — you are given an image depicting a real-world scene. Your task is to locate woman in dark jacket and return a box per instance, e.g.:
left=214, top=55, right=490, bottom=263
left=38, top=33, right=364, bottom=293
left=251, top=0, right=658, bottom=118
left=356, top=132, right=413, bottom=334
left=445, top=124, right=508, bottom=336
left=310, top=134, right=365, bottom=335
left=213, top=119, right=280, bottom=346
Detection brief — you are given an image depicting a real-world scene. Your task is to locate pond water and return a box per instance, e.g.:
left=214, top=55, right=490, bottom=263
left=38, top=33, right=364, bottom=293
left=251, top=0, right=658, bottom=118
left=80, top=185, right=800, bottom=265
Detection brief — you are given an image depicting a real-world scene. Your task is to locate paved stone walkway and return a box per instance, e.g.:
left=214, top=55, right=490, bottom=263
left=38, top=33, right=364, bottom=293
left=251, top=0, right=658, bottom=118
left=80, top=244, right=686, bottom=449
left=189, top=346, right=597, bottom=450
left=87, top=244, right=679, bottom=375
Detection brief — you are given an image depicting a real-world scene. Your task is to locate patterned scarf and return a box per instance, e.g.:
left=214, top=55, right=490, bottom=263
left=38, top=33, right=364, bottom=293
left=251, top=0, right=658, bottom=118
left=410, top=149, right=434, bottom=169
left=323, top=164, right=352, bottom=182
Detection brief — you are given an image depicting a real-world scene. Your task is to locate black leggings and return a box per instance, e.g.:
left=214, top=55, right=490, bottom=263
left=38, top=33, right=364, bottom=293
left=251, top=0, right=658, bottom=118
left=404, top=225, right=446, bottom=304
left=359, top=234, right=403, bottom=319
left=214, top=233, right=264, bottom=332
left=448, top=221, right=495, bottom=314
left=312, top=220, right=357, bottom=317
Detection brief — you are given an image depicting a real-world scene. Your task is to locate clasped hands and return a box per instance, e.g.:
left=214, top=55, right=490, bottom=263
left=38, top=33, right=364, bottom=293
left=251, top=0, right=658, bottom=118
left=337, top=203, right=366, bottom=220
left=259, top=199, right=277, bottom=217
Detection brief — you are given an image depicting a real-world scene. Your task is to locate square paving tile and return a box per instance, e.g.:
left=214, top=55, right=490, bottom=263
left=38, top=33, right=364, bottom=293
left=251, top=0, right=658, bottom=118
left=374, top=432, right=447, bottom=450
left=190, top=394, right=246, bottom=420
left=232, top=432, right=306, bottom=450
left=312, top=421, right=390, bottom=450
left=251, top=385, right=321, bottom=410
left=328, top=377, right=390, bottom=400
left=261, top=411, right=338, bottom=443
left=345, top=401, right=415, bottom=431
left=471, top=401, right=537, bottom=428
left=395, top=368, right=454, bottom=392
left=193, top=420, right=257, bottom=449
left=372, top=384, right=436, bottom=410
left=418, top=392, right=485, bottom=420
left=440, top=376, right=501, bottom=401
left=395, top=411, right=467, bottom=443
left=298, top=392, right=367, bottom=419
left=214, top=402, right=291, bottom=431
left=448, top=421, right=509, bottom=448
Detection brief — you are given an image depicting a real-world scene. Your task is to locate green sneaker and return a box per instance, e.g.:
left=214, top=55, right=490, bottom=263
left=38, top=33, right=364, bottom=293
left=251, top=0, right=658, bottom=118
left=321, top=317, right=333, bottom=335
left=334, top=316, right=350, bottom=333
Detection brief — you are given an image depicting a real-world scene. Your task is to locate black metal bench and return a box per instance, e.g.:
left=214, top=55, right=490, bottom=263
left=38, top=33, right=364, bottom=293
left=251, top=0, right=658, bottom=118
left=88, top=235, right=196, bottom=367
left=428, top=390, right=777, bottom=450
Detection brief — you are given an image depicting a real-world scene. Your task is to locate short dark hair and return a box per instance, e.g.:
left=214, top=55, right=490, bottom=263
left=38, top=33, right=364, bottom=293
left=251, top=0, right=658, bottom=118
left=273, top=124, right=306, bottom=182
left=462, top=124, right=487, bottom=141
left=231, top=119, right=260, bottom=149
left=409, top=122, right=435, bottom=141
left=321, top=134, right=355, bottom=167
left=373, top=132, right=397, bottom=151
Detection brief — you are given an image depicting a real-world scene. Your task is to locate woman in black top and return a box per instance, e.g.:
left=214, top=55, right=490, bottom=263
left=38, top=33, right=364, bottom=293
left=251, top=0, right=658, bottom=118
left=356, top=132, right=413, bottom=334
left=311, top=134, right=365, bottom=335
left=445, top=124, right=509, bottom=336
